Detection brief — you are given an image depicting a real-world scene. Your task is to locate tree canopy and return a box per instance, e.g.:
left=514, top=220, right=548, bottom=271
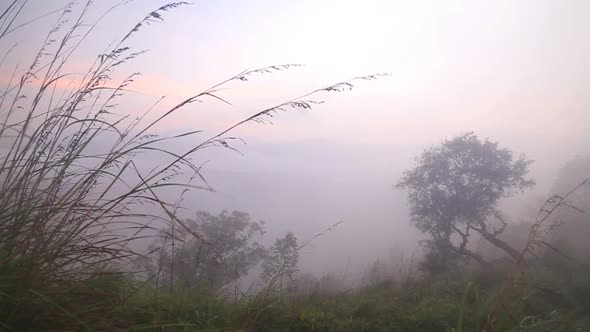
left=141, top=210, right=266, bottom=290
left=397, top=132, right=535, bottom=270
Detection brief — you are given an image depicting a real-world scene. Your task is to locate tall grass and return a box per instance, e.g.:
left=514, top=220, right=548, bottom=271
left=0, top=1, right=383, bottom=330
left=483, top=178, right=590, bottom=331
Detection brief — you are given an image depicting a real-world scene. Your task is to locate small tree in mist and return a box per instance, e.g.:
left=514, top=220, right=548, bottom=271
left=397, top=132, right=535, bottom=272
left=261, top=232, right=299, bottom=285
left=140, top=210, right=266, bottom=290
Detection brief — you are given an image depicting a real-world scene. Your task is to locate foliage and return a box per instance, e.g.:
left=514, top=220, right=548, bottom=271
left=99, top=258, right=590, bottom=331
left=397, top=132, right=535, bottom=271
left=261, top=231, right=299, bottom=283
left=139, top=210, right=266, bottom=291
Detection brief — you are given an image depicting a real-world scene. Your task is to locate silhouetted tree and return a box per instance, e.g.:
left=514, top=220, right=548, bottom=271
left=261, top=232, right=299, bottom=287
left=141, top=210, right=266, bottom=290
left=397, top=132, right=534, bottom=270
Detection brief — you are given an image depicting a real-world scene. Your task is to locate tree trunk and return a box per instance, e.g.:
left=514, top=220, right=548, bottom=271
left=462, top=248, right=488, bottom=266
left=477, top=228, right=521, bottom=262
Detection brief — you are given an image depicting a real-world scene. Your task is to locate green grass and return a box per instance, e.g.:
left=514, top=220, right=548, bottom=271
left=2, top=258, right=580, bottom=331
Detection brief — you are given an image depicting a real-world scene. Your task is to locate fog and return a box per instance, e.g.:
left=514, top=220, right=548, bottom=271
left=3, top=0, right=590, bottom=281
left=139, top=130, right=582, bottom=280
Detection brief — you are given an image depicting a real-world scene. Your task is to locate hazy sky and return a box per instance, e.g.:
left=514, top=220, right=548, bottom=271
left=2, top=0, right=590, bottom=277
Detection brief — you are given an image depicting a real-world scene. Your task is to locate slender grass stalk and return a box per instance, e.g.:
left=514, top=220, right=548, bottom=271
left=483, top=178, right=590, bottom=331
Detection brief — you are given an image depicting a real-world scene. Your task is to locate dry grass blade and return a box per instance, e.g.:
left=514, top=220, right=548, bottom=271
left=483, top=178, right=590, bottom=331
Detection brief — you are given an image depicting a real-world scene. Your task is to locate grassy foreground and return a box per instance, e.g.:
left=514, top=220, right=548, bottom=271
left=3, top=257, right=590, bottom=331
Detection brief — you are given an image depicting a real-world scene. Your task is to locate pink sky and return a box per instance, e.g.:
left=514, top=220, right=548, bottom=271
left=2, top=0, right=589, bottom=179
